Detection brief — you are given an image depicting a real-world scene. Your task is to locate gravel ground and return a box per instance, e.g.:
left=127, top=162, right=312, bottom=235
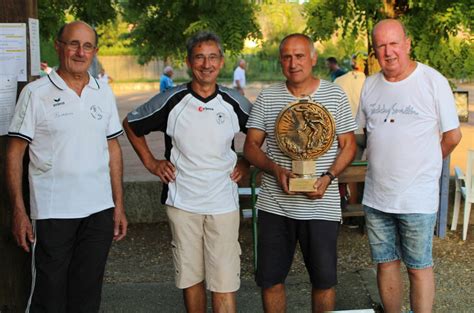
left=104, top=219, right=473, bottom=312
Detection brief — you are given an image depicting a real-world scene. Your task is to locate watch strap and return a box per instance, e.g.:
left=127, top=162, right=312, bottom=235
left=321, top=171, right=336, bottom=182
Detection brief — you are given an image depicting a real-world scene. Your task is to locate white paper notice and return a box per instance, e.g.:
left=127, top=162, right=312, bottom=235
left=0, top=75, right=18, bottom=135
left=0, top=23, right=27, bottom=82
left=29, top=18, right=41, bottom=76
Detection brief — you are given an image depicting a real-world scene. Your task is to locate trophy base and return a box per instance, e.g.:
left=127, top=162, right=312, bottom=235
left=289, top=177, right=317, bottom=192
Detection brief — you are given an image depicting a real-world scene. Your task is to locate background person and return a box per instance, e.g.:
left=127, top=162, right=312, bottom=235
left=123, top=31, right=252, bottom=313
left=160, top=65, right=174, bottom=93
left=325, top=56, right=346, bottom=82
left=7, top=21, right=127, bottom=312
left=244, top=33, right=357, bottom=313
left=233, top=59, right=246, bottom=95
left=335, top=54, right=367, bottom=207
left=39, top=61, right=52, bottom=77
left=357, top=19, right=462, bottom=313
left=98, top=67, right=113, bottom=84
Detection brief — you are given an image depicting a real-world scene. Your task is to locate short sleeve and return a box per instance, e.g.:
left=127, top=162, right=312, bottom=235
left=436, top=76, right=460, bottom=133
left=356, top=84, right=367, bottom=129
left=106, top=92, right=123, bottom=139
left=335, top=90, right=357, bottom=135
left=246, top=92, right=266, bottom=132
left=8, top=87, right=37, bottom=142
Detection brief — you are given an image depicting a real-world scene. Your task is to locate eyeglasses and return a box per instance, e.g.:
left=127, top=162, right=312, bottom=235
left=57, top=40, right=96, bottom=53
left=192, top=54, right=222, bottom=64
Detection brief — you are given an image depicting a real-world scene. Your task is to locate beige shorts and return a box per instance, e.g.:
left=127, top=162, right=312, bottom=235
left=166, top=206, right=241, bottom=292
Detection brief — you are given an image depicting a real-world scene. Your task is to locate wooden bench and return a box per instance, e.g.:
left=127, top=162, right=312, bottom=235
left=338, top=161, right=368, bottom=217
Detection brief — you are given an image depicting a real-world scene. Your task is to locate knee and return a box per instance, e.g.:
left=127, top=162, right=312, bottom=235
left=378, top=260, right=401, bottom=272
left=407, top=266, right=433, bottom=279
left=263, top=283, right=285, bottom=294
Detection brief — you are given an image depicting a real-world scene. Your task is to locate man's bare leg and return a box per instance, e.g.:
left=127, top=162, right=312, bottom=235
left=183, top=281, right=206, bottom=313
left=377, top=260, right=403, bottom=313
left=262, top=283, right=286, bottom=313
left=311, top=287, right=336, bottom=313
left=211, top=291, right=236, bottom=313
left=407, top=267, right=435, bottom=313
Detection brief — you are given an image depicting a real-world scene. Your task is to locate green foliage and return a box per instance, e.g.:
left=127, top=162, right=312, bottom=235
left=95, top=16, right=135, bottom=55
left=304, top=0, right=383, bottom=43
left=39, top=38, right=59, bottom=66
left=257, top=1, right=306, bottom=58
left=122, top=0, right=261, bottom=64
left=304, top=0, right=473, bottom=79
left=38, top=0, right=118, bottom=41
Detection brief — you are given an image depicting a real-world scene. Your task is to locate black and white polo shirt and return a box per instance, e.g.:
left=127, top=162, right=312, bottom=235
left=127, top=83, right=251, bottom=215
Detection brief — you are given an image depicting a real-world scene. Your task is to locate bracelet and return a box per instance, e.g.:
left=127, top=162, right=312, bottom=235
left=321, top=171, right=336, bottom=183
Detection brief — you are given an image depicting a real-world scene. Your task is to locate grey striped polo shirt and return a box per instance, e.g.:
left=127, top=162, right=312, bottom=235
left=246, top=80, right=357, bottom=221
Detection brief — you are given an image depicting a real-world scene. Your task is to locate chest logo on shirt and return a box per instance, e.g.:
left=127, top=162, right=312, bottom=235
left=368, top=102, right=419, bottom=122
left=198, top=106, right=214, bottom=112
left=52, top=97, right=65, bottom=107
left=216, top=112, right=225, bottom=124
left=90, top=105, right=103, bottom=120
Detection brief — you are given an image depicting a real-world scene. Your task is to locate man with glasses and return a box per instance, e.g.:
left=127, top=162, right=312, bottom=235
left=7, top=21, right=127, bottom=312
left=123, top=31, right=251, bottom=312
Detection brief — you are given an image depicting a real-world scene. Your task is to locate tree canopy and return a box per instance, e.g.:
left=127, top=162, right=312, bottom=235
left=37, top=0, right=472, bottom=79
left=257, top=1, right=306, bottom=58
left=305, top=0, right=473, bottom=78
left=38, top=0, right=117, bottom=40
left=122, top=0, right=261, bottom=64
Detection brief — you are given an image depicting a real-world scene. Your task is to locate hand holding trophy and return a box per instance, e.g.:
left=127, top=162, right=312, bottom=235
left=275, top=97, right=335, bottom=192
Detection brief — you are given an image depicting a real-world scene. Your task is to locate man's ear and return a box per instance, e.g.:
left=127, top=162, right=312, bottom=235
left=406, top=37, right=412, bottom=54
left=312, top=53, right=318, bottom=67
left=54, top=40, right=60, bottom=54
left=186, top=56, right=191, bottom=69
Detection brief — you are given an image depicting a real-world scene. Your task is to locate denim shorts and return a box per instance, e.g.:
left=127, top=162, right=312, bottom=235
left=364, top=205, right=437, bottom=269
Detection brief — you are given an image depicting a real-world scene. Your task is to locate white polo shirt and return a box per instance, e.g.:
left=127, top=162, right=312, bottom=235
left=8, top=70, right=123, bottom=219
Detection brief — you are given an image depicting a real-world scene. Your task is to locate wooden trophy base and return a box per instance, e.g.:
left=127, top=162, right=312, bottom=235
left=289, top=177, right=317, bottom=192
left=290, top=160, right=317, bottom=192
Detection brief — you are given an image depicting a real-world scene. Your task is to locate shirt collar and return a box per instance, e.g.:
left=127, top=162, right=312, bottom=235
left=48, top=70, right=100, bottom=91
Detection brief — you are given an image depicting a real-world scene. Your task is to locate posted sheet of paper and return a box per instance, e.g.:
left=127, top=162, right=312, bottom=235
left=0, top=23, right=27, bottom=82
left=29, top=18, right=41, bottom=76
left=0, top=75, right=18, bottom=135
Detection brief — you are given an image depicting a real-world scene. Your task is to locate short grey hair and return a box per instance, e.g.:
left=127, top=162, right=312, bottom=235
left=186, top=31, right=223, bottom=61
left=163, top=66, right=173, bottom=74
left=279, top=33, right=316, bottom=58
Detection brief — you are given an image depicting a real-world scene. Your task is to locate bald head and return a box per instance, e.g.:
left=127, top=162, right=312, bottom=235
left=371, top=18, right=414, bottom=81
left=57, top=21, right=98, bottom=46
left=372, top=19, right=407, bottom=43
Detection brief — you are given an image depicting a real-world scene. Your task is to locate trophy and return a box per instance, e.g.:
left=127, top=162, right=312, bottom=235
left=275, top=98, right=336, bottom=192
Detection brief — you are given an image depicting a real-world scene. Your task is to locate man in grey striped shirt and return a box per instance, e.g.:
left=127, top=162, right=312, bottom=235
left=244, top=34, right=357, bottom=313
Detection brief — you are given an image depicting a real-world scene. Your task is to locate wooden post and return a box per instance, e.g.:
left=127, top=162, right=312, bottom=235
left=437, top=157, right=450, bottom=238
left=0, top=1, right=37, bottom=311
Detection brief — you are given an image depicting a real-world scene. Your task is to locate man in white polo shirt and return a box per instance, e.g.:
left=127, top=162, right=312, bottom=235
left=6, top=21, right=127, bottom=312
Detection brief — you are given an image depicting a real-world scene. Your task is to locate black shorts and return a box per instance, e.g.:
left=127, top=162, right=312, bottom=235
left=28, top=208, right=114, bottom=313
left=256, top=210, right=339, bottom=289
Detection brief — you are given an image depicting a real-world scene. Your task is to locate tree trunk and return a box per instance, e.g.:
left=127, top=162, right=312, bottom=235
left=0, top=1, right=37, bottom=312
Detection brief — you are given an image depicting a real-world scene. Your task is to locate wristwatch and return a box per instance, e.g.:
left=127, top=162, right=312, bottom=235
left=321, top=171, right=336, bottom=183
